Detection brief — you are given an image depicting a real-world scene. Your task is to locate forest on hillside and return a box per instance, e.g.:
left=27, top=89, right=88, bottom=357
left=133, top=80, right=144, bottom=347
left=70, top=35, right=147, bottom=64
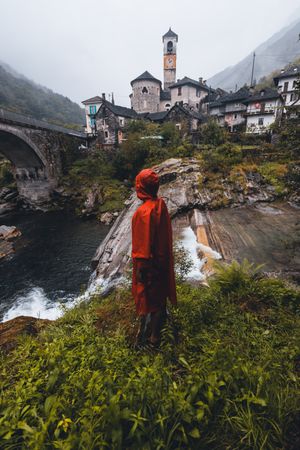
left=0, top=64, right=85, bottom=128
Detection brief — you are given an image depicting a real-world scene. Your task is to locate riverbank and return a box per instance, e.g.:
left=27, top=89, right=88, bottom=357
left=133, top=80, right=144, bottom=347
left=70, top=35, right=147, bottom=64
left=0, top=210, right=108, bottom=321
left=0, top=261, right=299, bottom=449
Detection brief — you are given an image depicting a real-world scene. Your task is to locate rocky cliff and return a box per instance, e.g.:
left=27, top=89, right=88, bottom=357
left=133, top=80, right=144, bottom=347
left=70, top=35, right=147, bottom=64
left=92, top=157, right=293, bottom=284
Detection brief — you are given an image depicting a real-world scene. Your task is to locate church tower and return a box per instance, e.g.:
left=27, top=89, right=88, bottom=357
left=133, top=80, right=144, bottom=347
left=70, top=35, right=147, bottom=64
left=162, top=28, right=178, bottom=90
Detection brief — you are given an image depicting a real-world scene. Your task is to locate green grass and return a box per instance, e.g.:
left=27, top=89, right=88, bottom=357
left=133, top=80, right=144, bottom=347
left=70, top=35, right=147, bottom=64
left=0, top=261, right=299, bottom=449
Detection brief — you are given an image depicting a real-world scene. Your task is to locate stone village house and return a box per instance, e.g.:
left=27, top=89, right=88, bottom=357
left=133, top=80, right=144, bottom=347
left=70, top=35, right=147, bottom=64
left=94, top=99, right=205, bottom=147
left=243, top=87, right=284, bottom=134
left=274, top=64, right=300, bottom=107
left=82, top=28, right=209, bottom=145
left=82, top=29, right=300, bottom=140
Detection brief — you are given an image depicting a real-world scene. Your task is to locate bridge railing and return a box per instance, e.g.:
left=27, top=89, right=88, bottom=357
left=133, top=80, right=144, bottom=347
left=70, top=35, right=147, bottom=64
left=0, top=108, right=86, bottom=138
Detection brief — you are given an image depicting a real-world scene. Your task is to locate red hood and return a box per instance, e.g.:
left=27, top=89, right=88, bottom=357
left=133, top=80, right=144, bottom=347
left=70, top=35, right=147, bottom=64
left=135, top=169, right=159, bottom=201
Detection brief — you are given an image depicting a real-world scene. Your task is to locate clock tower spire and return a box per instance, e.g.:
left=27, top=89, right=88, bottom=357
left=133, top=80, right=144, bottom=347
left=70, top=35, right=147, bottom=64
left=162, top=27, right=178, bottom=91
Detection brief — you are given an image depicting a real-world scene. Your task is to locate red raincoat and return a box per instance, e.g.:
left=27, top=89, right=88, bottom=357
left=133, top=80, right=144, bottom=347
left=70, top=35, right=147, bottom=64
left=132, top=169, right=177, bottom=316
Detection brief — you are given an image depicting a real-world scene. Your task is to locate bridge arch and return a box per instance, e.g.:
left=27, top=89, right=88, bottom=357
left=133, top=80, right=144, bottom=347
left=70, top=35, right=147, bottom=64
left=0, top=124, right=48, bottom=167
left=0, top=124, right=54, bottom=204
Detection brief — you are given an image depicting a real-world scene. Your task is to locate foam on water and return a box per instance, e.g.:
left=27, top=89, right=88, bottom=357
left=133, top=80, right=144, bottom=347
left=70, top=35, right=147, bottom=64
left=2, top=267, right=112, bottom=322
left=2, top=287, right=71, bottom=321
left=3, top=226, right=221, bottom=322
left=180, top=227, right=221, bottom=280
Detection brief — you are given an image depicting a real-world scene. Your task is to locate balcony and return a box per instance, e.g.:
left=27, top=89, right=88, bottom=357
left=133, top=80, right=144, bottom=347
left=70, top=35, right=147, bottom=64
left=246, top=106, right=276, bottom=116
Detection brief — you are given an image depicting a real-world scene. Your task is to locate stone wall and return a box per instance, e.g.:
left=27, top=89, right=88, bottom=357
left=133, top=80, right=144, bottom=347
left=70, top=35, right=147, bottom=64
left=131, top=80, right=160, bottom=113
left=95, top=105, right=132, bottom=146
left=170, top=85, right=207, bottom=110
left=0, top=123, right=84, bottom=206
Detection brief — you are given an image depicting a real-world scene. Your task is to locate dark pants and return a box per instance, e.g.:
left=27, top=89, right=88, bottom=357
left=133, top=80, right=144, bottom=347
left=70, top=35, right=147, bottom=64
left=136, top=307, right=167, bottom=346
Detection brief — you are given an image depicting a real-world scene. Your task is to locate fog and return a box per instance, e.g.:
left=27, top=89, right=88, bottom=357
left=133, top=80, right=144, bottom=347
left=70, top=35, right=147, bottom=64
left=1, top=0, right=299, bottom=106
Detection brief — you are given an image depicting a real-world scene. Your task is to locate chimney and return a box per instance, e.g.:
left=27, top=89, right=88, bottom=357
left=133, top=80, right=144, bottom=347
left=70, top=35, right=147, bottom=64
left=199, top=77, right=203, bottom=84
left=102, top=93, right=106, bottom=100
left=111, top=92, right=115, bottom=105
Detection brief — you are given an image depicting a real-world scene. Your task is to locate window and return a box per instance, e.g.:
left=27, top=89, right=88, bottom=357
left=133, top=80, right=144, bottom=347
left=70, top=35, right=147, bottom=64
left=89, top=105, right=97, bottom=114
left=282, top=94, right=287, bottom=102
left=119, top=117, right=124, bottom=126
left=104, top=131, right=109, bottom=138
left=175, top=123, right=181, bottom=130
left=196, top=103, right=199, bottom=109
left=283, top=81, right=289, bottom=92
left=258, top=118, right=264, bottom=126
left=178, top=87, right=182, bottom=96
left=165, top=103, right=171, bottom=110
left=290, top=93, right=294, bottom=102
left=90, top=118, right=95, bottom=127
left=167, top=41, right=173, bottom=53
left=234, top=113, right=238, bottom=119
left=293, top=80, right=297, bottom=88
left=196, top=89, right=200, bottom=97
left=142, top=86, right=148, bottom=94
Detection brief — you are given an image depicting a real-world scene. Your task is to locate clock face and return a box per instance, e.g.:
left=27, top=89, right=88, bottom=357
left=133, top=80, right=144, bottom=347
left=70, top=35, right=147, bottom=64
left=164, top=54, right=176, bottom=69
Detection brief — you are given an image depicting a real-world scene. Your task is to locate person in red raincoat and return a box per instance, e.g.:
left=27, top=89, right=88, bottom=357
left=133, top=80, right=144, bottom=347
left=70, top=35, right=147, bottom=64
left=132, top=168, right=177, bottom=347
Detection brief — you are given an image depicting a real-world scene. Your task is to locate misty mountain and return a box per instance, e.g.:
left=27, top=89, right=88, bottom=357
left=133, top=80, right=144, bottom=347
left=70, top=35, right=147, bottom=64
left=0, top=62, right=85, bottom=128
left=207, top=19, right=300, bottom=91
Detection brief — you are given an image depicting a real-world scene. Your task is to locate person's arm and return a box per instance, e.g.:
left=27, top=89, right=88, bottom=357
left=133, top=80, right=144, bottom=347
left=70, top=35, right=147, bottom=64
left=135, top=258, right=152, bottom=285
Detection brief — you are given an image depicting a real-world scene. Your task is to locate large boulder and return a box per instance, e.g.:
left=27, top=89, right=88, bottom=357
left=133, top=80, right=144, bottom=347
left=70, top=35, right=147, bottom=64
left=92, top=157, right=278, bottom=284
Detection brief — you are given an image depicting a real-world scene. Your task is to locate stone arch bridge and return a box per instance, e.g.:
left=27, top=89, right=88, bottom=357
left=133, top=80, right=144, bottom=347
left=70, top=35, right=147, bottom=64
left=0, top=108, right=87, bottom=205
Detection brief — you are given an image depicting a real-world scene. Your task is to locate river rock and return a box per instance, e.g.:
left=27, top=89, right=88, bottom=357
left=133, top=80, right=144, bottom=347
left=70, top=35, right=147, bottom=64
left=0, top=225, right=22, bottom=260
left=3, top=191, right=18, bottom=201
left=91, top=158, right=292, bottom=284
left=99, top=212, right=114, bottom=225
left=0, top=225, right=21, bottom=241
left=0, top=187, right=11, bottom=199
left=0, top=316, right=51, bottom=352
left=0, top=202, right=15, bottom=216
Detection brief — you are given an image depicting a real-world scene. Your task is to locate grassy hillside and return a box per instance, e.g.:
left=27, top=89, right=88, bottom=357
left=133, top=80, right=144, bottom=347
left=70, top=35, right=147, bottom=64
left=0, top=261, right=299, bottom=449
left=0, top=63, right=85, bottom=128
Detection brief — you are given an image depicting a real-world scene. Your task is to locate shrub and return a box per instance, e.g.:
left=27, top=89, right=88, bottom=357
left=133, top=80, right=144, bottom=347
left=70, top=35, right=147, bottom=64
left=201, top=143, right=243, bottom=174
left=0, top=159, right=14, bottom=187
left=200, top=119, right=228, bottom=146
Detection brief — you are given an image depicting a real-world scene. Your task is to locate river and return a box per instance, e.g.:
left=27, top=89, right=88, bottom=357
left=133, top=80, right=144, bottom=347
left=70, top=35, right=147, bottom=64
left=1, top=202, right=299, bottom=323
left=0, top=211, right=108, bottom=321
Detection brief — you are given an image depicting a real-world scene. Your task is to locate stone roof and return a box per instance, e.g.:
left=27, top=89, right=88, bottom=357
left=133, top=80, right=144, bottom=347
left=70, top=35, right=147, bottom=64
left=146, top=111, right=169, bottom=121
left=169, top=76, right=210, bottom=91
left=145, top=104, right=206, bottom=123
left=242, top=88, right=281, bottom=104
left=131, top=71, right=161, bottom=86
left=209, top=100, right=224, bottom=108
left=274, top=65, right=300, bottom=84
left=81, top=95, right=103, bottom=105
left=97, top=101, right=138, bottom=119
left=162, top=27, right=178, bottom=41
left=219, top=87, right=251, bottom=103
left=160, top=90, right=171, bottom=101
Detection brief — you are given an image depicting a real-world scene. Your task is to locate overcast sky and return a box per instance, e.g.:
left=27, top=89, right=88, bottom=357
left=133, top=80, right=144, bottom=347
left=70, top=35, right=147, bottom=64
left=1, top=0, right=300, bottom=107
